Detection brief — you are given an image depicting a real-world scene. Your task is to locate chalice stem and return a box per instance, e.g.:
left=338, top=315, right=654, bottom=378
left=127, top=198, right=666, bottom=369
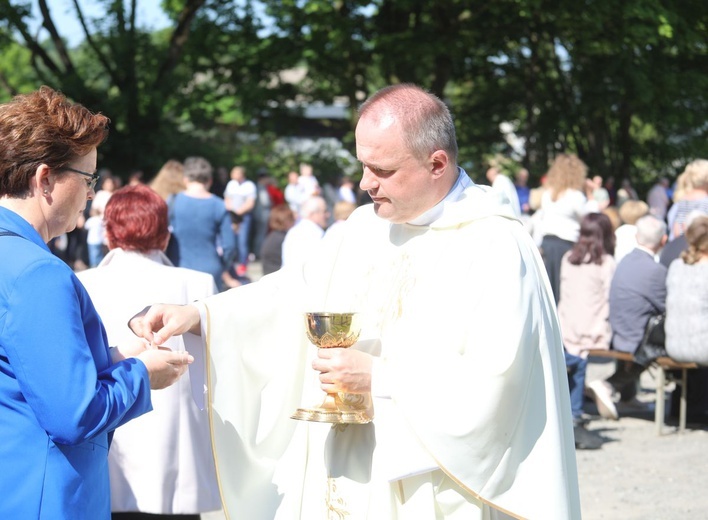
left=318, top=393, right=344, bottom=413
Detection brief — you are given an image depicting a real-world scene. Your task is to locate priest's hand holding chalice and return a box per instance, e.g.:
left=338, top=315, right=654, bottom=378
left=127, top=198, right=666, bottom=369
left=291, top=311, right=371, bottom=424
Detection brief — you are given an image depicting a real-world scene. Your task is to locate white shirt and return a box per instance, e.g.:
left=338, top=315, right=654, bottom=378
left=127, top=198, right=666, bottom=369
left=281, top=218, right=324, bottom=269
left=540, top=189, right=598, bottom=242
left=77, top=249, right=220, bottom=514
left=298, top=175, right=320, bottom=199
left=614, top=224, right=638, bottom=264
left=84, top=215, right=105, bottom=246
left=224, top=179, right=256, bottom=212
left=284, top=183, right=304, bottom=213
left=338, top=185, right=357, bottom=203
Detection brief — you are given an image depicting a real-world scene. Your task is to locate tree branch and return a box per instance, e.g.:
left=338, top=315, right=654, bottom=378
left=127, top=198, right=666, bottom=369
left=71, top=0, right=123, bottom=87
left=30, top=53, right=53, bottom=87
left=155, top=0, right=207, bottom=85
left=5, top=7, right=62, bottom=77
left=38, top=0, right=74, bottom=73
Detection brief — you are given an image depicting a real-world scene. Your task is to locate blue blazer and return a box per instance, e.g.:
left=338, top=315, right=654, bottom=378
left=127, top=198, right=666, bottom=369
left=0, top=208, right=152, bottom=519
left=609, top=247, right=667, bottom=353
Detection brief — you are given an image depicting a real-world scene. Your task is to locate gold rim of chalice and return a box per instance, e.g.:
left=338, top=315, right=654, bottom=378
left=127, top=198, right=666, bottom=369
left=304, top=312, right=361, bottom=348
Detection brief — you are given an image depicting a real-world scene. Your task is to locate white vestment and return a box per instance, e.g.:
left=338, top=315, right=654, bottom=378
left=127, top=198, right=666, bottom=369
left=77, top=249, right=222, bottom=514
left=199, top=175, right=580, bottom=519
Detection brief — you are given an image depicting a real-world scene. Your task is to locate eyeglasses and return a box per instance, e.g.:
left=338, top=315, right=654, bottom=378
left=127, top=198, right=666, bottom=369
left=63, top=166, right=100, bottom=191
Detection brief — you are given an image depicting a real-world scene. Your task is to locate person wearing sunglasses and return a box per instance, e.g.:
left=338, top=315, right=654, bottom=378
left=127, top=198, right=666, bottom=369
left=0, top=86, right=193, bottom=519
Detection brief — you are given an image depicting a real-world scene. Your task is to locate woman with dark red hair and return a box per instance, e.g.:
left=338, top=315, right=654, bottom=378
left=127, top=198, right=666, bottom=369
left=0, top=87, right=193, bottom=519
left=78, top=184, right=220, bottom=519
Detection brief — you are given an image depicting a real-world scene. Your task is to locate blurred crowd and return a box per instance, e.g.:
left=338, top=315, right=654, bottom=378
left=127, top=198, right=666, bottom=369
left=49, top=159, right=366, bottom=291
left=491, top=156, right=708, bottom=450
left=51, top=153, right=708, bottom=455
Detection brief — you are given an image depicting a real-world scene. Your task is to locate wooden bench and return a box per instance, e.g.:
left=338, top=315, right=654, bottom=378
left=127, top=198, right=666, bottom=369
left=586, top=349, right=698, bottom=435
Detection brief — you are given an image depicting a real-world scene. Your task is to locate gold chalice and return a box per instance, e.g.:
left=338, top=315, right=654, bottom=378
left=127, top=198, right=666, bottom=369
left=291, top=312, right=370, bottom=424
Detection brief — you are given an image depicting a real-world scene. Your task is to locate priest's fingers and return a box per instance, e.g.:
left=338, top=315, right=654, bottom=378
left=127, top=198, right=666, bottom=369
left=314, top=349, right=372, bottom=394
left=320, top=382, right=339, bottom=394
left=129, top=304, right=201, bottom=346
left=128, top=305, right=153, bottom=339
left=152, top=304, right=202, bottom=345
left=128, top=304, right=172, bottom=344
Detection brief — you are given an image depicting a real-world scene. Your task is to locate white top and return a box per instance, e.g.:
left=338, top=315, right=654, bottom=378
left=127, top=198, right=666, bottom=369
left=540, top=189, right=597, bottom=242
left=91, top=189, right=112, bottom=214
left=298, top=174, right=320, bottom=199
left=77, top=249, right=220, bottom=515
left=338, top=185, right=357, bottom=203
left=223, top=179, right=256, bottom=212
left=281, top=218, right=324, bottom=269
left=84, top=215, right=105, bottom=246
left=284, top=183, right=304, bottom=213
left=614, top=224, right=638, bottom=264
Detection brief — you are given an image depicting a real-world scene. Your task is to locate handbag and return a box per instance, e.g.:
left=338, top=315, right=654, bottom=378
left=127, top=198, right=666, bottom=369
left=632, top=313, right=667, bottom=367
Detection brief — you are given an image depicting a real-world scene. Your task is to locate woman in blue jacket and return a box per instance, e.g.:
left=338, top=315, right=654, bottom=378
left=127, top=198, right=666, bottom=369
left=0, top=86, right=193, bottom=519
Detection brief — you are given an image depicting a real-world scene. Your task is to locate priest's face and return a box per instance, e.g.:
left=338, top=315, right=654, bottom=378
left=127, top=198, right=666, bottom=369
left=356, top=112, right=443, bottom=224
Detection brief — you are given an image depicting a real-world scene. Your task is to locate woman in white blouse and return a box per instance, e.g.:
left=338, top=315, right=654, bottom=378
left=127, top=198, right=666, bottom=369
left=539, top=153, right=599, bottom=303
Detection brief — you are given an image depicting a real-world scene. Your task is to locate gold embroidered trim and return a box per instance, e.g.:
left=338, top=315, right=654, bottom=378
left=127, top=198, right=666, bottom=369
left=204, top=305, right=230, bottom=520
left=326, top=477, right=350, bottom=519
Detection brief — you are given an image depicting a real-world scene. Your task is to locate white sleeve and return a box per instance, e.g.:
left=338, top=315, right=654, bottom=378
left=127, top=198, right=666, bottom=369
left=185, top=302, right=208, bottom=410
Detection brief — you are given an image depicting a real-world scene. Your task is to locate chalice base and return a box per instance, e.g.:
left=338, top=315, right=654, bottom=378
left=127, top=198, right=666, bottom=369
left=291, top=394, right=370, bottom=424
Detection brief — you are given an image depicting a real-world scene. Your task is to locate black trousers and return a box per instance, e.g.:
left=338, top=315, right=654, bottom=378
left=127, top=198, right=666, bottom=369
left=540, top=235, right=574, bottom=305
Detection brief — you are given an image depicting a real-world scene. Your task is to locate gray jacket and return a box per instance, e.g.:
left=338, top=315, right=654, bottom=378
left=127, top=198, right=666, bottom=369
left=609, top=248, right=667, bottom=353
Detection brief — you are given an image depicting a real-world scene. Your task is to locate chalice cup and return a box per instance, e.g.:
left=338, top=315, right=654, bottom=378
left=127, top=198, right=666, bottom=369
left=291, top=312, right=370, bottom=424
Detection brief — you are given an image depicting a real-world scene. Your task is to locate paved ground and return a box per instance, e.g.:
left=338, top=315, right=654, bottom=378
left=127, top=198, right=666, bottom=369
left=576, top=361, right=708, bottom=520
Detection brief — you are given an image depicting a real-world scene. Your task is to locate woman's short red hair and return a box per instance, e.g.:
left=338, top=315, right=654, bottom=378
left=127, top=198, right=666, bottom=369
left=104, top=184, right=170, bottom=252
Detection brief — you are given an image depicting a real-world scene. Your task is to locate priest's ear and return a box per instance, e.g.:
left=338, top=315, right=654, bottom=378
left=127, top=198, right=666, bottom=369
left=429, top=149, right=449, bottom=179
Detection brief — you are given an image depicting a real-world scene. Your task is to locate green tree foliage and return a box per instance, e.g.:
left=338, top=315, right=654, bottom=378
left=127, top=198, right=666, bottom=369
left=1, top=0, right=705, bottom=192
left=0, top=0, right=213, bottom=176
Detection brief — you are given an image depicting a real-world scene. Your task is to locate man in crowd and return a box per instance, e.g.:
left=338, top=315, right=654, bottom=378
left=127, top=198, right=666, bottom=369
left=129, top=84, right=580, bottom=519
left=514, top=167, right=531, bottom=216
left=588, top=215, right=668, bottom=419
left=647, top=177, right=671, bottom=221
left=281, top=195, right=328, bottom=270
left=284, top=170, right=303, bottom=214
left=223, top=165, right=256, bottom=274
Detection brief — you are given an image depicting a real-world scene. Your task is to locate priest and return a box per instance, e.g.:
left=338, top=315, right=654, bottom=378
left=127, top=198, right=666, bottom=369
left=130, top=83, right=580, bottom=520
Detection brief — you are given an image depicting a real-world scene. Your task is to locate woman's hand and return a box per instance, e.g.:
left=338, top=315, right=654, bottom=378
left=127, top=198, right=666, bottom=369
left=110, top=337, right=149, bottom=362
left=137, top=348, right=194, bottom=389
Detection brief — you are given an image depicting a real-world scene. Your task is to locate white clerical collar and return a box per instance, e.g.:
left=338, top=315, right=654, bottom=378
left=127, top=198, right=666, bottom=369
left=635, top=244, right=661, bottom=262
left=407, top=168, right=471, bottom=226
